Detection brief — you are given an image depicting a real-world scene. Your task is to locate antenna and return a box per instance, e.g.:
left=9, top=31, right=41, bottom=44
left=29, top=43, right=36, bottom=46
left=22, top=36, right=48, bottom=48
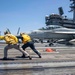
left=7, top=28, right=11, bottom=34
left=17, top=27, right=20, bottom=35
left=69, top=0, right=75, bottom=21
left=0, top=31, right=1, bottom=36
left=58, top=7, right=64, bottom=15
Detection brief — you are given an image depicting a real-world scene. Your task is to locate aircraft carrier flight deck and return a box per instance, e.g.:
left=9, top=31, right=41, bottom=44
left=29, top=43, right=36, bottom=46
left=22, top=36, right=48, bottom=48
left=0, top=43, right=75, bottom=69
left=0, top=43, right=75, bottom=75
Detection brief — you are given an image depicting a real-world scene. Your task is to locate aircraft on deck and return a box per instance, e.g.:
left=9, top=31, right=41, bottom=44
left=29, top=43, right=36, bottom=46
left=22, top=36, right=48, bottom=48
left=1, top=25, right=75, bottom=46
left=28, top=25, right=75, bottom=45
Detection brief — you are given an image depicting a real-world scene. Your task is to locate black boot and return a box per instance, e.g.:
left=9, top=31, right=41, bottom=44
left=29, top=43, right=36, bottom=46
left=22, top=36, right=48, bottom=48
left=2, top=57, right=8, bottom=60
left=28, top=56, right=32, bottom=60
left=38, top=55, right=42, bottom=58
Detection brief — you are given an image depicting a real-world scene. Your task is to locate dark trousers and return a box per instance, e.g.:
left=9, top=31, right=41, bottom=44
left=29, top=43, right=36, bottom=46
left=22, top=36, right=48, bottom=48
left=22, top=41, right=41, bottom=56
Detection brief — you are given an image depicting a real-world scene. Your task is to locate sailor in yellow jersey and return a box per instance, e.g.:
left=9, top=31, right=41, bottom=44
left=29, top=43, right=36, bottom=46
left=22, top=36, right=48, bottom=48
left=18, top=33, right=41, bottom=58
left=0, top=31, right=32, bottom=60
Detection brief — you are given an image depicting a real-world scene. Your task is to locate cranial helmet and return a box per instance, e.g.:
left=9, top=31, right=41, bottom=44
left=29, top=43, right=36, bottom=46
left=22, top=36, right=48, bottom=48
left=4, top=30, right=9, bottom=35
left=20, top=32, right=25, bottom=36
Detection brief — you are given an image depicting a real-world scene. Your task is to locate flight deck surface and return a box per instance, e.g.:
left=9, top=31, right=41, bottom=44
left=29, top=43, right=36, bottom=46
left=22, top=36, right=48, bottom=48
left=0, top=43, right=75, bottom=69
left=1, top=43, right=75, bottom=75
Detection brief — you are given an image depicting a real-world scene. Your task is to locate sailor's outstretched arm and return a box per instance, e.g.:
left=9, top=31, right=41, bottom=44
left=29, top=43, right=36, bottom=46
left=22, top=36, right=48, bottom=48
left=0, top=36, right=4, bottom=40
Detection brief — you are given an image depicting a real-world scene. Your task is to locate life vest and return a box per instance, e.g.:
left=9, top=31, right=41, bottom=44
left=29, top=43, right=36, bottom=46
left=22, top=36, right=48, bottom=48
left=4, top=34, right=18, bottom=44
left=21, top=34, right=31, bottom=44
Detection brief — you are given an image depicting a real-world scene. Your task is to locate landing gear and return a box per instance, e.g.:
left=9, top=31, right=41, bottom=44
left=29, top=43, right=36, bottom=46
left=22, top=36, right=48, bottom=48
left=65, top=42, right=73, bottom=46
left=49, top=42, right=54, bottom=46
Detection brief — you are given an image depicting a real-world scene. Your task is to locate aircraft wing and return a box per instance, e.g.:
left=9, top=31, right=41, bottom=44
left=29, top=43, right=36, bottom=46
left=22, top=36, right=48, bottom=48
left=53, top=31, right=75, bottom=34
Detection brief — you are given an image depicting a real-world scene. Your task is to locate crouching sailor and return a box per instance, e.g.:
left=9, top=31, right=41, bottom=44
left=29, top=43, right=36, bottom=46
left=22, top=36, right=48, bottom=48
left=0, top=31, right=32, bottom=60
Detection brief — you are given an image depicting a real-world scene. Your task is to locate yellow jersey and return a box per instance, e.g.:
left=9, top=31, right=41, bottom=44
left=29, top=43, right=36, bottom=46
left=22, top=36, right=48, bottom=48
left=0, top=34, right=18, bottom=44
left=21, top=34, right=31, bottom=44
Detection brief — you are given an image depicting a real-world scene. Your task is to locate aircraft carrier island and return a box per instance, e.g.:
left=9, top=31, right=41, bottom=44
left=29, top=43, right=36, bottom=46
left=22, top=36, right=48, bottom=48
left=45, top=0, right=75, bottom=29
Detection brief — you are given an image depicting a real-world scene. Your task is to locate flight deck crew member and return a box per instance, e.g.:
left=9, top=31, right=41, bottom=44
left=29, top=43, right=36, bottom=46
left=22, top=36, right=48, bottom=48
left=19, top=33, right=42, bottom=58
left=0, top=31, right=32, bottom=60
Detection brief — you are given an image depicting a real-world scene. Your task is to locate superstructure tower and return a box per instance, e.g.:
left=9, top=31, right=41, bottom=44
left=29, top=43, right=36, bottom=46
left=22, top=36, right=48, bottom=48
left=70, top=0, right=75, bottom=21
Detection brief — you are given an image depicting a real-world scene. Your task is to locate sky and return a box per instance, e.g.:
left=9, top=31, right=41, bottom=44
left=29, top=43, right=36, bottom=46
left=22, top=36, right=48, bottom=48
left=0, top=0, right=73, bottom=35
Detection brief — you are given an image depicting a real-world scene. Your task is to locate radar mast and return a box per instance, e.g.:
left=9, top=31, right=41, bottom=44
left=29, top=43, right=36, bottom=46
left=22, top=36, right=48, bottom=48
left=70, top=0, right=75, bottom=21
